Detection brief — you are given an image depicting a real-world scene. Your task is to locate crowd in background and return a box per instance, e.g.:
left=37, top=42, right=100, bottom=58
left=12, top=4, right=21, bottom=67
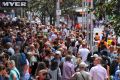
left=0, top=16, right=119, bottom=80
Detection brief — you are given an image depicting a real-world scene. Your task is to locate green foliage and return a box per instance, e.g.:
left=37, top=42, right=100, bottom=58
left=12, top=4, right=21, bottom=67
left=27, top=0, right=82, bottom=24
left=111, top=15, right=120, bottom=36
left=28, top=0, right=56, bottom=16
left=107, top=0, right=120, bottom=36
left=28, top=0, right=82, bottom=16
left=60, top=0, right=82, bottom=15
left=95, top=0, right=120, bottom=36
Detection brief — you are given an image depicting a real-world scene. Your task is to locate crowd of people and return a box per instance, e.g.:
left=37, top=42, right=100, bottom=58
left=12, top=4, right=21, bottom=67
left=0, top=16, right=119, bottom=80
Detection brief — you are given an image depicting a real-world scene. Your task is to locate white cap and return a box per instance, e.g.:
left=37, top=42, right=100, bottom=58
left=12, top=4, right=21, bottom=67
left=91, top=54, right=99, bottom=58
left=71, top=38, right=75, bottom=42
left=55, top=51, right=61, bottom=55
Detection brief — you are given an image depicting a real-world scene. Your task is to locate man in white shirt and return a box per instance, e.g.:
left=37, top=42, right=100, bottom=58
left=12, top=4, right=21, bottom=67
left=90, top=57, right=108, bottom=80
left=50, top=32, right=57, bottom=41
left=78, top=43, right=90, bottom=62
left=7, top=42, right=15, bottom=56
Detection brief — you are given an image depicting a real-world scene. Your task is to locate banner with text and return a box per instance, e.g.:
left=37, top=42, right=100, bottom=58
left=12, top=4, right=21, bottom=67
left=0, top=1, right=27, bottom=7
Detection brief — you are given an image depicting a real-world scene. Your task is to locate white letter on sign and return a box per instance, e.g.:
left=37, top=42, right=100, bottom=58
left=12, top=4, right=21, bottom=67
left=2, top=2, right=9, bottom=6
left=15, top=2, right=20, bottom=6
left=21, top=2, right=26, bottom=6
left=9, top=2, right=15, bottom=6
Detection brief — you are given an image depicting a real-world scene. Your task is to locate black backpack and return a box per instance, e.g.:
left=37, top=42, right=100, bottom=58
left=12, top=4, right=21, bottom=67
left=98, top=41, right=106, bottom=52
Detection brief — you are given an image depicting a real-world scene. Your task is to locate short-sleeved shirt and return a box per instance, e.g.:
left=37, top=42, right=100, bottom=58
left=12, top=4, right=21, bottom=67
left=62, top=61, right=75, bottom=80
left=9, top=67, right=20, bottom=80
left=78, top=48, right=90, bottom=62
left=10, top=53, right=23, bottom=76
left=107, top=40, right=112, bottom=45
left=90, top=64, right=108, bottom=80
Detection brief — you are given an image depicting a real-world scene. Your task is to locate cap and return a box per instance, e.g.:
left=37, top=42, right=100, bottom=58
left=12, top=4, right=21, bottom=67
left=71, top=38, right=75, bottom=42
left=91, top=54, right=99, bottom=58
left=55, top=51, right=61, bottom=55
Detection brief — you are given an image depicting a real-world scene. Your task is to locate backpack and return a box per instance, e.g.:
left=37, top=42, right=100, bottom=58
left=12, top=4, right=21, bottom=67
left=20, top=53, right=27, bottom=65
left=98, top=41, right=106, bottom=52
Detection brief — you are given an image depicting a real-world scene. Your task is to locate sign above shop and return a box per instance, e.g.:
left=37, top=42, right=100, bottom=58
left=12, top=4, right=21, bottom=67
left=0, top=1, right=27, bottom=7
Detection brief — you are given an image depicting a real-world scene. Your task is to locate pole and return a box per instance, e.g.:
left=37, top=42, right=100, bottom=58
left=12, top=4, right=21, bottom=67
left=56, top=0, right=60, bottom=27
left=85, top=0, right=87, bottom=30
left=86, top=0, right=90, bottom=45
left=21, top=7, right=23, bottom=18
left=90, top=0, right=93, bottom=55
left=82, top=0, right=84, bottom=31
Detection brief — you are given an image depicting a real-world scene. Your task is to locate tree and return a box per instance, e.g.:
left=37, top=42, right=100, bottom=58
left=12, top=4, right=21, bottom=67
left=95, top=0, right=120, bottom=36
left=28, top=0, right=82, bottom=25
left=27, top=0, right=56, bottom=24
left=106, top=0, right=120, bottom=36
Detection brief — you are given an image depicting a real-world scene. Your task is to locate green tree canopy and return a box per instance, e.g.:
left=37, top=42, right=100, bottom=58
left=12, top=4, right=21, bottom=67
left=28, top=0, right=82, bottom=16
left=95, top=0, right=120, bottom=36
left=27, top=0, right=82, bottom=24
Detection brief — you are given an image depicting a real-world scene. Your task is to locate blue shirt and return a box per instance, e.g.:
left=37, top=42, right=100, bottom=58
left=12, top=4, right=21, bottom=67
left=114, top=70, right=120, bottom=80
left=0, top=75, right=4, bottom=80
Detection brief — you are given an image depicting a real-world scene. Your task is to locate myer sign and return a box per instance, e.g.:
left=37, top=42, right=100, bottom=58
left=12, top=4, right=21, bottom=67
left=0, top=1, right=27, bottom=7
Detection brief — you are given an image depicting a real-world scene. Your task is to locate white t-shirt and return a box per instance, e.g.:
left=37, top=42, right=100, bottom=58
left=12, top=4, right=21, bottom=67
left=78, top=48, right=90, bottom=62
left=50, top=33, right=57, bottom=41
left=23, top=59, right=30, bottom=80
left=117, top=37, right=120, bottom=44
